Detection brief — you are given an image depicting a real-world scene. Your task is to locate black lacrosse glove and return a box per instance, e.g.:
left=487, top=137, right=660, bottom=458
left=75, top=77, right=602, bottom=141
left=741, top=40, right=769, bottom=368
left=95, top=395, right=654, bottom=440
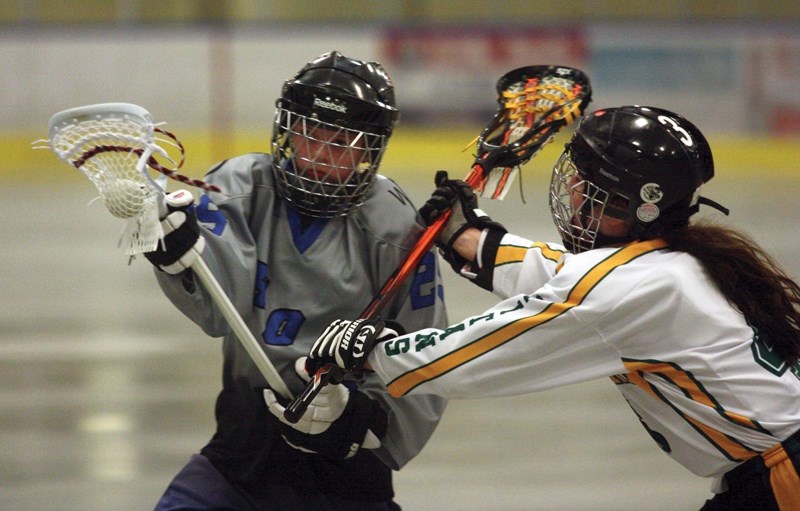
left=144, top=189, right=205, bottom=275
left=418, top=170, right=507, bottom=274
left=305, top=318, right=403, bottom=376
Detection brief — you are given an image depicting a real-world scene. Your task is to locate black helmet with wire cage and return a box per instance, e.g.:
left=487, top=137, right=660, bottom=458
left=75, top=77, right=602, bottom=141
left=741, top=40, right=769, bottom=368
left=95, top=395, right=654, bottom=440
left=271, top=51, right=399, bottom=217
left=549, top=105, right=728, bottom=253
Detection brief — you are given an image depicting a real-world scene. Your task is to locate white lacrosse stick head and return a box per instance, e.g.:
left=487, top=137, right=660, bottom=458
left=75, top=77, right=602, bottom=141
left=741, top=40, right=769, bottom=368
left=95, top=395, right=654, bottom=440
left=45, top=103, right=169, bottom=255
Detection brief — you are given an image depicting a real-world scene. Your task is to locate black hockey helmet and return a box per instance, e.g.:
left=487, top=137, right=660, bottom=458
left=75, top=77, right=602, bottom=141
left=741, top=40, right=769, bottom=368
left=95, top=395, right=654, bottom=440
left=271, top=51, right=399, bottom=217
left=550, top=105, right=728, bottom=252
left=278, top=50, right=398, bottom=136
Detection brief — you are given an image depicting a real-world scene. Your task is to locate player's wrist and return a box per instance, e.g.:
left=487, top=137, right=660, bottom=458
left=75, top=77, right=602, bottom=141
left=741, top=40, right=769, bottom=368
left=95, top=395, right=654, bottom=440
left=452, top=227, right=481, bottom=261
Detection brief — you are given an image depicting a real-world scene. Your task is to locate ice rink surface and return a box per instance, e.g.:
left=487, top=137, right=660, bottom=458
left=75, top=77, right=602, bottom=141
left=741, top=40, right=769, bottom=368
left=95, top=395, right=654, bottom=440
left=1, top=160, right=798, bottom=511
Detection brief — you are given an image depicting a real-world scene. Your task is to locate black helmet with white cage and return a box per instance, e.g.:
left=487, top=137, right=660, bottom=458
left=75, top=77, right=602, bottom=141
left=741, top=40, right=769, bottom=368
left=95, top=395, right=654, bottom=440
left=550, top=105, right=727, bottom=253
left=271, top=51, right=399, bottom=217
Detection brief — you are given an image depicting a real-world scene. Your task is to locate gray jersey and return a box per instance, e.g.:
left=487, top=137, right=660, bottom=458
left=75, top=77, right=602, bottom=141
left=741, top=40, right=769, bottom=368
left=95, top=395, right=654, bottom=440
left=154, top=153, right=448, bottom=477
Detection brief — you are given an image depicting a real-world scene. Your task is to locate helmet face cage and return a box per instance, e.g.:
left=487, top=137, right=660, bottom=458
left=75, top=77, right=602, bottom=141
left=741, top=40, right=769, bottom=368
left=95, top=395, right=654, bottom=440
left=271, top=105, right=388, bottom=217
left=550, top=150, right=612, bottom=253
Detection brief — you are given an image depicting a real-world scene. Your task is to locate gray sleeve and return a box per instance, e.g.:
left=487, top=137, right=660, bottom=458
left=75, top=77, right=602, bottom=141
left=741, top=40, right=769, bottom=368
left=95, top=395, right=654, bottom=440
left=153, top=154, right=268, bottom=338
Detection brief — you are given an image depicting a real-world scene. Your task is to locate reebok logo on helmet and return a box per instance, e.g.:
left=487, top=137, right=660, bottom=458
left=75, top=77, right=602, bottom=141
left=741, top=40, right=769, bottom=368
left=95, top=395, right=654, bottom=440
left=314, top=97, right=347, bottom=114
left=599, top=167, right=619, bottom=182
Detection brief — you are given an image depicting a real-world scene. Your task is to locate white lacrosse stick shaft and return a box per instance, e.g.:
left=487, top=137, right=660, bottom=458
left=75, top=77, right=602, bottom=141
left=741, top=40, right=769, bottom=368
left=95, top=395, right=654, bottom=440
left=159, top=192, right=292, bottom=400
left=190, top=256, right=293, bottom=399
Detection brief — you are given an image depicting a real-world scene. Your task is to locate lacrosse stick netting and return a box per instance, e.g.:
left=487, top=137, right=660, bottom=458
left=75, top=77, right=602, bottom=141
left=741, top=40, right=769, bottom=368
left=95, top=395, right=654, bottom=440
left=474, top=65, right=591, bottom=200
left=36, top=102, right=218, bottom=255
left=35, top=103, right=293, bottom=400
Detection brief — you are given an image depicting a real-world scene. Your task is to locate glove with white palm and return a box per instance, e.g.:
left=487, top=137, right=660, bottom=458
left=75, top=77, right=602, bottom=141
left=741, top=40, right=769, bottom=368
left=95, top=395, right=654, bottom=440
left=264, top=358, right=387, bottom=460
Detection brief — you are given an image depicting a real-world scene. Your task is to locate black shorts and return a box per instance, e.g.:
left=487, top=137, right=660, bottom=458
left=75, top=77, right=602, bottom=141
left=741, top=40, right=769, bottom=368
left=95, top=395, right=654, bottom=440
left=700, top=429, right=800, bottom=511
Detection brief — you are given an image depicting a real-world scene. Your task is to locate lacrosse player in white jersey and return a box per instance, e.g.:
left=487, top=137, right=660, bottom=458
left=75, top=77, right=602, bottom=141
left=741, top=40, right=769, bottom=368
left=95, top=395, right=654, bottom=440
left=143, top=51, right=448, bottom=511
left=305, top=106, right=800, bottom=510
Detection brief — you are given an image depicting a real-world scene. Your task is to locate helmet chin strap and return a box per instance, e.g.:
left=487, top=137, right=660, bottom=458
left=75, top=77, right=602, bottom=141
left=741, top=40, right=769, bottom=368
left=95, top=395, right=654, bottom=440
left=697, top=196, right=730, bottom=216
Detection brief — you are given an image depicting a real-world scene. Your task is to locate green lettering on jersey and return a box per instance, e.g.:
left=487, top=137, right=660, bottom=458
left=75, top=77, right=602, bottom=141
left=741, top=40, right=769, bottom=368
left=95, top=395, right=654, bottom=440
left=499, top=299, right=524, bottom=315
left=415, top=332, right=437, bottom=352
left=384, top=338, right=410, bottom=357
left=468, top=312, right=494, bottom=326
left=439, top=323, right=465, bottom=341
left=751, top=327, right=800, bottom=381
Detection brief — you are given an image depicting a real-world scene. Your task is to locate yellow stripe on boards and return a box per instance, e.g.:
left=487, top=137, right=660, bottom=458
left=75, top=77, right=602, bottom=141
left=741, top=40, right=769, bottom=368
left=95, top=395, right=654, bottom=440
left=10, top=130, right=800, bottom=183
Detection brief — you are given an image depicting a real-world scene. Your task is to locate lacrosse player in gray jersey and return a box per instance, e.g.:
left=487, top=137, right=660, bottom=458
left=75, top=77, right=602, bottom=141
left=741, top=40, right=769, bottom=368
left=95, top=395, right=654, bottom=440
left=144, top=51, right=448, bottom=511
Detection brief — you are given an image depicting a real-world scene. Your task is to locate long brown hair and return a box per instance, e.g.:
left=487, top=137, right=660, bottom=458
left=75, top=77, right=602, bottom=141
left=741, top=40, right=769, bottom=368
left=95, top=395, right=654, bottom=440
left=662, top=220, right=800, bottom=365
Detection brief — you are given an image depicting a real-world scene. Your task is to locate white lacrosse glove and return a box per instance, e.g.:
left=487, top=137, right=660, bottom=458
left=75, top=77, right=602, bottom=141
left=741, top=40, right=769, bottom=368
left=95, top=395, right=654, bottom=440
left=144, top=189, right=205, bottom=274
left=264, top=358, right=385, bottom=460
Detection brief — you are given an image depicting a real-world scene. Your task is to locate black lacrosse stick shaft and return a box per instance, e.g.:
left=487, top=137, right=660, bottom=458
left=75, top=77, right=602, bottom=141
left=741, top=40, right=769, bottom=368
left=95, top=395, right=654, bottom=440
left=283, top=364, right=343, bottom=424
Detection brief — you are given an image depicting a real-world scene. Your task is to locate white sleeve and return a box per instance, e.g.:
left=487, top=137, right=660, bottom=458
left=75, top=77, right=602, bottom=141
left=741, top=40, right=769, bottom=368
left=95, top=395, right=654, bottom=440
left=369, top=241, right=676, bottom=400
left=486, top=233, right=568, bottom=299
left=369, top=290, right=625, bottom=399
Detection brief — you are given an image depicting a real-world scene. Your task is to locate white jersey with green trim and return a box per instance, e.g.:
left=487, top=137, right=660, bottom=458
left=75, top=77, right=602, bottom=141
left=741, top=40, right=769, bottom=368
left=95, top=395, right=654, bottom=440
left=369, top=233, right=800, bottom=481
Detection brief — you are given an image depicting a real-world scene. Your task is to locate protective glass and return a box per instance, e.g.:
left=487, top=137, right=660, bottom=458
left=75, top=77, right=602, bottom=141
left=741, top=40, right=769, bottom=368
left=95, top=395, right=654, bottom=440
left=272, top=107, right=388, bottom=217
left=549, top=150, right=610, bottom=253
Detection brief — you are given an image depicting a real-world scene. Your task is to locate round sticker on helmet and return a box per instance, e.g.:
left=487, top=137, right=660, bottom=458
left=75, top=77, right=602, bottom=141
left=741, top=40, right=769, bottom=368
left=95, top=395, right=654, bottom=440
left=637, top=203, right=660, bottom=222
left=640, top=183, right=664, bottom=203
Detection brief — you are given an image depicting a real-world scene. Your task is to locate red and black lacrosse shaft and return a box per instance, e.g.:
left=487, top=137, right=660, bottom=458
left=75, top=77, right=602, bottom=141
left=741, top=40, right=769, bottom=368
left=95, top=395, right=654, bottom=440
left=359, top=165, right=483, bottom=320
left=282, top=165, right=484, bottom=424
